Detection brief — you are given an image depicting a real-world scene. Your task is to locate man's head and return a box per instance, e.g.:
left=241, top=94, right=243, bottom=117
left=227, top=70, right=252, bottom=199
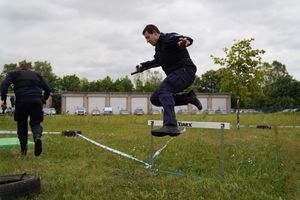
left=19, top=60, right=32, bottom=70
left=142, top=24, right=160, bottom=46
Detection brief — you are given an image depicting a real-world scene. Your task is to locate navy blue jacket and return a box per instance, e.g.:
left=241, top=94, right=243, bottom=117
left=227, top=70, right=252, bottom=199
left=141, top=32, right=196, bottom=75
left=1, top=69, right=51, bottom=102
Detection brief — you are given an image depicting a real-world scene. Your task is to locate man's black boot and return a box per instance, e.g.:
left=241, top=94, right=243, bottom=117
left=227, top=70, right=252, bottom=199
left=34, top=135, right=42, bottom=156
left=188, top=90, right=202, bottom=110
left=20, top=145, right=27, bottom=156
left=151, top=126, right=181, bottom=137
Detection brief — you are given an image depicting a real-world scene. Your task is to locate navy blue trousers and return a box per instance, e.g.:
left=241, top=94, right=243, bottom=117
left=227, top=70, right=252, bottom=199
left=150, top=67, right=195, bottom=126
left=14, top=98, right=44, bottom=147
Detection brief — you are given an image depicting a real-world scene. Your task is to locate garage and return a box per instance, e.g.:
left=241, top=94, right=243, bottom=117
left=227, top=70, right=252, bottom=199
left=212, top=98, right=227, bottom=112
left=131, top=97, right=148, bottom=114
left=66, top=97, right=83, bottom=114
left=88, top=97, right=105, bottom=114
left=110, top=97, right=127, bottom=114
left=61, top=92, right=231, bottom=114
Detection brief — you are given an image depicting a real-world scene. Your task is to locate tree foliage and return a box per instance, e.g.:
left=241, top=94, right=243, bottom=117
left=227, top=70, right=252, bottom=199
left=1, top=56, right=299, bottom=113
left=61, top=74, right=81, bottom=91
left=211, top=38, right=266, bottom=107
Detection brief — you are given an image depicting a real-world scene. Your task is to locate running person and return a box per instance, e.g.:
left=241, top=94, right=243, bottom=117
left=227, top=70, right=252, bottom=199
left=1, top=61, right=51, bottom=156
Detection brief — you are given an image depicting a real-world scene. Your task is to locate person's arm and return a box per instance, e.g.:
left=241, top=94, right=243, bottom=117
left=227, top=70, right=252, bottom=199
left=140, top=59, right=160, bottom=69
left=165, top=33, right=193, bottom=47
left=1, top=72, right=14, bottom=102
left=39, top=76, right=51, bottom=103
left=135, top=55, right=160, bottom=74
left=177, top=37, right=193, bottom=47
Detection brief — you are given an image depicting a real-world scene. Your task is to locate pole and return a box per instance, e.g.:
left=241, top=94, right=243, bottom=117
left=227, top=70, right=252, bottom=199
left=220, top=123, right=225, bottom=183
left=149, top=121, right=154, bottom=167
left=237, top=96, right=240, bottom=130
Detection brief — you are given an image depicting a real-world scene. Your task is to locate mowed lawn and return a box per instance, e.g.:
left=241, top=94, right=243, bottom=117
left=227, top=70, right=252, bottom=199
left=0, top=113, right=299, bottom=200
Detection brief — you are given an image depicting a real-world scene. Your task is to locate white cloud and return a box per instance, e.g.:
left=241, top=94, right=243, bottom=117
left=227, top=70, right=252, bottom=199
left=0, top=0, right=299, bottom=80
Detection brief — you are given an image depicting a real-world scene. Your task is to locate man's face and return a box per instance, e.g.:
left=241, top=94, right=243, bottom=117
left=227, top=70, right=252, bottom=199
left=143, top=31, right=160, bottom=46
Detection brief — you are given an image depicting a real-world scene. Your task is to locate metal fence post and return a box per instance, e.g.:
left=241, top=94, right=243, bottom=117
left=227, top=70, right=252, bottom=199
left=220, top=123, right=225, bottom=183
left=149, top=121, right=154, bottom=167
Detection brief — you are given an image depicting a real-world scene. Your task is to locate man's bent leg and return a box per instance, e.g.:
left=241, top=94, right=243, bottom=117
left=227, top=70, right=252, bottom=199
left=159, top=93, right=177, bottom=126
left=151, top=81, right=180, bottom=137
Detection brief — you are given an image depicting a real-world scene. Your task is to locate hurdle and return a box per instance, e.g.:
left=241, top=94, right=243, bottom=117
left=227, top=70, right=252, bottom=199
left=148, top=120, right=230, bottom=182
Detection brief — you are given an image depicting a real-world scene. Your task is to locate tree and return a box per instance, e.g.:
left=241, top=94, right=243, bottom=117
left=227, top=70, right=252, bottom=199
left=263, top=61, right=291, bottom=86
left=1, top=63, right=18, bottom=77
left=79, top=78, right=90, bottom=91
left=114, top=76, right=134, bottom=92
left=33, top=61, right=60, bottom=92
left=212, top=38, right=266, bottom=106
left=211, top=38, right=266, bottom=128
left=61, top=74, right=81, bottom=91
left=89, top=80, right=102, bottom=92
left=100, top=76, right=115, bottom=92
left=143, top=71, right=162, bottom=92
left=258, top=60, right=300, bottom=111
left=134, top=74, right=144, bottom=92
left=198, top=70, right=221, bottom=93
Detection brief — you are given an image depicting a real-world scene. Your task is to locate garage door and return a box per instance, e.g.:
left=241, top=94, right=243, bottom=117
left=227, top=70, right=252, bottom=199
left=131, top=98, right=148, bottom=114
left=111, top=97, right=127, bottom=114
left=66, top=97, right=84, bottom=114
left=88, top=97, right=105, bottom=114
left=212, top=98, right=226, bottom=111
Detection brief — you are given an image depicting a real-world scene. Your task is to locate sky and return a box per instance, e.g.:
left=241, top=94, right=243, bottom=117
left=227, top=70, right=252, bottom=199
left=0, top=0, right=299, bottom=81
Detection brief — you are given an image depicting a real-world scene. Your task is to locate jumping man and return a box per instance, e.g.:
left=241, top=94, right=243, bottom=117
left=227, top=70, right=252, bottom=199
left=135, top=24, right=202, bottom=137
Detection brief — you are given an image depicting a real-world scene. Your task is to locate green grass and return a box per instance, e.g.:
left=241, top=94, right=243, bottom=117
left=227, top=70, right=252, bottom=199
left=0, top=113, right=299, bottom=200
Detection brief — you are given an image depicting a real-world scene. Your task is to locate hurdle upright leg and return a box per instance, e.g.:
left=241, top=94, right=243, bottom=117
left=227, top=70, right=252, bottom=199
left=149, top=121, right=154, bottom=167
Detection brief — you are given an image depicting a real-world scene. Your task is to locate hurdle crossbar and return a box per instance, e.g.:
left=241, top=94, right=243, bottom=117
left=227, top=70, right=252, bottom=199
left=147, top=120, right=230, bottom=129
left=148, top=120, right=230, bottom=182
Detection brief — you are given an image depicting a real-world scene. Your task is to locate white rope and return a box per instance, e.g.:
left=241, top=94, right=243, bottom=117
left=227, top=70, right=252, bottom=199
left=152, top=127, right=187, bottom=160
left=77, top=134, right=151, bottom=168
left=153, top=137, right=175, bottom=159
left=0, top=130, right=61, bottom=134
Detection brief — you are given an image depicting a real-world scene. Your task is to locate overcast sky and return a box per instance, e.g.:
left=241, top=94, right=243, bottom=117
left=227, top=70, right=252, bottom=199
left=0, top=0, right=299, bottom=81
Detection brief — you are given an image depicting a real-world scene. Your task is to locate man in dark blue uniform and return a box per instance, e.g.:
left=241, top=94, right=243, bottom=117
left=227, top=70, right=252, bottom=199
left=136, top=24, right=202, bottom=137
left=1, top=61, right=51, bottom=156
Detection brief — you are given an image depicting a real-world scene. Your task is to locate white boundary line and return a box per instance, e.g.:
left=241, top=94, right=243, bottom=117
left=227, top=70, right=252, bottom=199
left=0, top=130, right=61, bottom=134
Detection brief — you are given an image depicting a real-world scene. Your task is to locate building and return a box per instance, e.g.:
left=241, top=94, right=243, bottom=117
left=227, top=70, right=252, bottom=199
left=61, top=92, right=231, bottom=114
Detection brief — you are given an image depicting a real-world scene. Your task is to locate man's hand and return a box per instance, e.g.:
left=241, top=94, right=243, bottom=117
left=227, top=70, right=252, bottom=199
left=177, top=37, right=191, bottom=47
left=1, top=100, right=7, bottom=111
left=41, top=97, right=47, bottom=104
left=136, top=64, right=144, bottom=73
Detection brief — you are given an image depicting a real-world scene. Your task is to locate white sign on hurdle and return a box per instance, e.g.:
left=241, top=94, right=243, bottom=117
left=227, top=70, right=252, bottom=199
left=148, top=120, right=230, bottom=181
left=147, top=120, right=230, bottom=129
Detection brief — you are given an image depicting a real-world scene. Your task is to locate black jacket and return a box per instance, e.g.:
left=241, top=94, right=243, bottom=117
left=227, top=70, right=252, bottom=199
left=1, top=69, right=51, bottom=102
left=141, top=32, right=196, bottom=75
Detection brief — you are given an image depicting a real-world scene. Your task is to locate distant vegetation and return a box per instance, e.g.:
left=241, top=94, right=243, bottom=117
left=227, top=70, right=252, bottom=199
left=1, top=39, right=299, bottom=113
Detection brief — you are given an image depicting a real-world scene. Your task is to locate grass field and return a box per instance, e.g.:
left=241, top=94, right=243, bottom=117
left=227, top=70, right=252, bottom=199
left=0, top=113, right=299, bottom=200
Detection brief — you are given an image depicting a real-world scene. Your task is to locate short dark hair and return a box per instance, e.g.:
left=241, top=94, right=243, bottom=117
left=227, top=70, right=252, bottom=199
left=142, top=24, right=160, bottom=35
left=19, top=60, right=32, bottom=70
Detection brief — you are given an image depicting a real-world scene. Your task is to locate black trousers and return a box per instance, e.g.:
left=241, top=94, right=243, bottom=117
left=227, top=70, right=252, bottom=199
left=150, top=67, right=196, bottom=126
left=14, top=98, right=44, bottom=147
